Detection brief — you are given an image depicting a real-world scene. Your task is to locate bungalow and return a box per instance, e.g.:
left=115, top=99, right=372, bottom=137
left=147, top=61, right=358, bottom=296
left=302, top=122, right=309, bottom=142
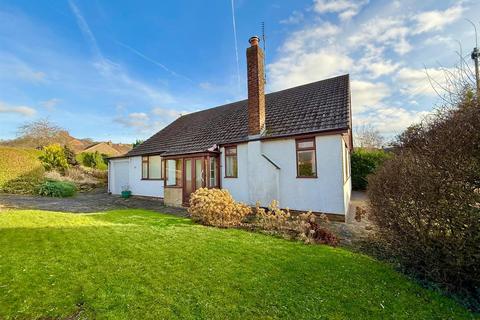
left=108, top=36, right=352, bottom=220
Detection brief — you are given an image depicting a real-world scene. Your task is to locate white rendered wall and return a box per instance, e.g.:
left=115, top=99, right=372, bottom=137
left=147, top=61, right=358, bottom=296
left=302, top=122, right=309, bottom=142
left=220, top=143, right=249, bottom=203
left=109, top=156, right=164, bottom=198
left=220, top=135, right=348, bottom=215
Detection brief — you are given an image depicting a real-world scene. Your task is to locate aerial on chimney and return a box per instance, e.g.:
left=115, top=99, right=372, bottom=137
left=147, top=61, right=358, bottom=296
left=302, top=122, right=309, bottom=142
left=246, top=36, right=265, bottom=136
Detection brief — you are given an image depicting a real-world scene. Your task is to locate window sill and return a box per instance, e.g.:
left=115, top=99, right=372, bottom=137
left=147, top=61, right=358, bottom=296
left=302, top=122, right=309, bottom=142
left=141, top=178, right=164, bottom=181
left=165, top=185, right=182, bottom=188
left=296, top=176, right=318, bottom=179
left=224, top=176, right=238, bottom=179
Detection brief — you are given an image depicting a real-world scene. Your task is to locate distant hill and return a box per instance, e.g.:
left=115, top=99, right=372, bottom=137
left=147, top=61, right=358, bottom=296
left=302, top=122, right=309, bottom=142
left=1, top=131, right=132, bottom=156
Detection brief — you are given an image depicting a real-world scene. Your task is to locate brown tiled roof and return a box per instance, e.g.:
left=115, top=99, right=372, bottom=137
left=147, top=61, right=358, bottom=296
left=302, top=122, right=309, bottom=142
left=127, top=74, right=351, bottom=157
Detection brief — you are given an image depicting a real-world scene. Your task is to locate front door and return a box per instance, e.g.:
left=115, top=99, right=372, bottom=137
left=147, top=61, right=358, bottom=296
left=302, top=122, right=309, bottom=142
left=183, top=157, right=205, bottom=204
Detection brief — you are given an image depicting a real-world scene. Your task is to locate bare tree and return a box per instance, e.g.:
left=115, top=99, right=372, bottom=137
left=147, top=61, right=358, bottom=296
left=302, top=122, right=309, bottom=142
left=425, top=36, right=477, bottom=106
left=354, top=124, right=385, bottom=149
left=13, top=119, right=69, bottom=149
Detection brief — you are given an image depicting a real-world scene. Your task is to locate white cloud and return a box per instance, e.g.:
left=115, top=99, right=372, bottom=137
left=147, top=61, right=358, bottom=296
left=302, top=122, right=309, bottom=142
left=396, top=67, right=448, bottom=96
left=348, top=17, right=412, bottom=55
left=355, top=45, right=401, bottom=78
left=151, top=107, right=185, bottom=118
left=114, top=112, right=150, bottom=129
left=268, top=22, right=350, bottom=91
left=313, top=0, right=368, bottom=21
left=413, top=4, right=464, bottom=34
left=351, top=80, right=390, bottom=113
left=280, top=10, right=304, bottom=25
left=0, top=101, right=36, bottom=116
left=269, top=50, right=352, bottom=91
left=280, top=22, right=340, bottom=53
left=128, top=112, right=149, bottom=120
left=355, top=106, right=429, bottom=135
left=40, top=98, right=61, bottom=111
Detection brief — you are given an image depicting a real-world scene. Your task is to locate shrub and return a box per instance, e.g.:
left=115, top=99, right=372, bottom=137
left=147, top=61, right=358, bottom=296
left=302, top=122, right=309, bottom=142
left=63, top=145, right=78, bottom=166
left=351, top=148, right=390, bottom=190
left=253, top=201, right=338, bottom=246
left=39, top=144, right=69, bottom=172
left=368, top=98, right=480, bottom=309
left=78, top=152, right=107, bottom=170
left=188, top=188, right=251, bottom=227
left=37, top=180, right=76, bottom=197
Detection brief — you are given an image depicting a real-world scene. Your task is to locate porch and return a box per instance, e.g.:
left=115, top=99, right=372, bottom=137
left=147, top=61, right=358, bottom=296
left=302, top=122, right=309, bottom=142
left=163, top=152, right=221, bottom=207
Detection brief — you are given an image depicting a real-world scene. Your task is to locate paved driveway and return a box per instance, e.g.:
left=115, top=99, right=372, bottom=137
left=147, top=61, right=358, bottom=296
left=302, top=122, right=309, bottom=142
left=0, top=188, right=187, bottom=217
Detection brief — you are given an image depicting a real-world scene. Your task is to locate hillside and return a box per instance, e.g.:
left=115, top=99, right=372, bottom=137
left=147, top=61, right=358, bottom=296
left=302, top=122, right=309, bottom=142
left=0, top=147, right=45, bottom=194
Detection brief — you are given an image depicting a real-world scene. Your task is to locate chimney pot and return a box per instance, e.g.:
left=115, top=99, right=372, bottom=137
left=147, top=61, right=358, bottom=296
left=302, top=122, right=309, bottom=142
left=249, top=36, right=260, bottom=47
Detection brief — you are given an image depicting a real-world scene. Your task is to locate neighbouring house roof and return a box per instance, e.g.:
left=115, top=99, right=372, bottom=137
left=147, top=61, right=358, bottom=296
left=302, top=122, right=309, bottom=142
left=83, top=142, right=132, bottom=156
left=127, top=74, right=351, bottom=157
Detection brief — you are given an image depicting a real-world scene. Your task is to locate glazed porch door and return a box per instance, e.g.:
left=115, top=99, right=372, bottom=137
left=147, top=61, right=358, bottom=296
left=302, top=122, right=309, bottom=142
left=183, top=157, right=205, bottom=204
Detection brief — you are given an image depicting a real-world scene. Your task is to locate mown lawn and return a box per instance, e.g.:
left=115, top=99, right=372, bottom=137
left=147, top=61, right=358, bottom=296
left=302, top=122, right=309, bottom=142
left=0, top=209, right=475, bottom=319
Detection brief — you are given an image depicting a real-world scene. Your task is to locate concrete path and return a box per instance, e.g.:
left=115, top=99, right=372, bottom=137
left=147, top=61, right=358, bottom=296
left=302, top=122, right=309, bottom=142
left=329, top=191, right=373, bottom=245
left=0, top=188, right=188, bottom=217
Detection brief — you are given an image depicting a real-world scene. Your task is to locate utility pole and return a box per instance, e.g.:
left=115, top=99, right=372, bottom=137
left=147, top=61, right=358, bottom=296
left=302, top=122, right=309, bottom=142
left=467, top=19, right=480, bottom=98
left=472, top=46, right=480, bottom=97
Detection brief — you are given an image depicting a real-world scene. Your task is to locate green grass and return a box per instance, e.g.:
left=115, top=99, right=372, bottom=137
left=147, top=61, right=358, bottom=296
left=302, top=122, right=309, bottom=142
left=0, top=209, right=475, bottom=319
left=0, top=147, right=45, bottom=194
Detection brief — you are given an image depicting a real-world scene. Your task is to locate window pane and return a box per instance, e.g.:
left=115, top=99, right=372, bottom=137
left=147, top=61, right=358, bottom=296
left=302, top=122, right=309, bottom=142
left=175, top=159, right=182, bottom=186
left=298, top=150, right=316, bottom=177
left=298, top=139, right=314, bottom=149
left=226, top=147, right=237, bottom=155
left=195, top=159, right=203, bottom=188
left=185, top=159, right=192, bottom=194
left=226, top=155, right=238, bottom=177
left=142, top=162, right=148, bottom=179
left=166, top=160, right=176, bottom=186
left=148, top=156, right=162, bottom=179
left=210, top=157, right=218, bottom=187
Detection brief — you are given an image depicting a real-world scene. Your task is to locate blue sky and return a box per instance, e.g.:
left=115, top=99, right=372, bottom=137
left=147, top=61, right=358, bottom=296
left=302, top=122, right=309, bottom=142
left=0, top=0, right=478, bottom=142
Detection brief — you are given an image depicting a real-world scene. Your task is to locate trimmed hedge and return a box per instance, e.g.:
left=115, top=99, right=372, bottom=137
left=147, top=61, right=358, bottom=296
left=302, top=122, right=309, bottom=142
left=351, top=148, right=390, bottom=190
left=0, top=147, right=45, bottom=194
left=37, top=180, right=76, bottom=197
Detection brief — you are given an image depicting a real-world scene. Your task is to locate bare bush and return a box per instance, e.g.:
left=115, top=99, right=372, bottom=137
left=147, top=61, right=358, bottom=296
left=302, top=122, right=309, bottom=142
left=253, top=201, right=338, bottom=246
left=188, top=188, right=251, bottom=227
left=368, top=96, right=480, bottom=309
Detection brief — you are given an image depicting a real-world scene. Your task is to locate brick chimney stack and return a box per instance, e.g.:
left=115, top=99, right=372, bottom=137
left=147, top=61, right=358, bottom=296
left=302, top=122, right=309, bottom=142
left=246, top=36, right=265, bottom=136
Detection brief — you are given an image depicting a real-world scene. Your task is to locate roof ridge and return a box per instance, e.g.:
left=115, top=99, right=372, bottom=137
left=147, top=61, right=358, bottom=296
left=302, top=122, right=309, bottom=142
left=179, top=74, right=349, bottom=118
